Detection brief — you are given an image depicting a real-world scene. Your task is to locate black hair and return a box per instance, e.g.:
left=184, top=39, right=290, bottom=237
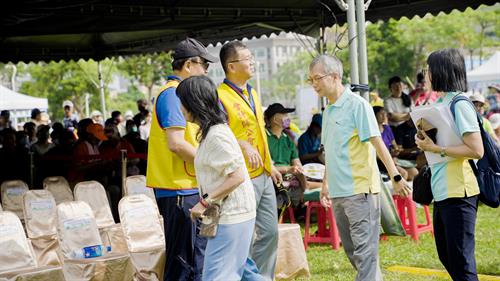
left=416, top=72, right=425, bottom=84
left=426, top=48, right=467, bottom=92
left=388, top=76, right=411, bottom=108
left=172, top=58, right=190, bottom=71
left=219, top=41, right=247, bottom=73
left=388, top=76, right=402, bottom=88
left=176, top=76, right=227, bottom=141
left=104, top=118, right=115, bottom=127
left=111, top=111, right=121, bottom=119
left=31, top=108, right=41, bottom=119
left=373, top=106, right=385, bottom=115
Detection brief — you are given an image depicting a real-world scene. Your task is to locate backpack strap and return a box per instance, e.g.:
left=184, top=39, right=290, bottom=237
left=449, top=95, right=482, bottom=176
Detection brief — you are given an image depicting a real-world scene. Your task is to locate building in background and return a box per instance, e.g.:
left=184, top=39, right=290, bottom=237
left=207, top=32, right=316, bottom=96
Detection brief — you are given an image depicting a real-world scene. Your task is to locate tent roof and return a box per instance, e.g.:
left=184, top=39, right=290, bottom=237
left=0, top=85, right=49, bottom=111
left=2, top=0, right=498, bottom=63
left=467, top=51, right=500, bottom=82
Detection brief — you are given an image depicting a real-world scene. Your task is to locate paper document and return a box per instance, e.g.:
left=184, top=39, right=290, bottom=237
left=410, top=104, right=463, bottom=165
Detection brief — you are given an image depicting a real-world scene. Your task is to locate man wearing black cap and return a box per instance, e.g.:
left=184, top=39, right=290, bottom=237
left=146, top=37, right=218, bottom=281
left=265, top=103, right=307, bottom=206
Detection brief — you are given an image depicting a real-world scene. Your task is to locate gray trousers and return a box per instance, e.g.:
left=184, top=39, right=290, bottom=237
left=333, top=193, right=383, bottom=281
left=250, top=173, right=278, bottom=281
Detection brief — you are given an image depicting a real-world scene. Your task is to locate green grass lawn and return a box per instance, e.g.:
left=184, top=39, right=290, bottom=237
left=296, top=205, right=500, bottom=280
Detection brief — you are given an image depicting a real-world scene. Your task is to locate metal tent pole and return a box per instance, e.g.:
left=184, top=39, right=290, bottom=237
left=346, top=0, right=359, bottom=89
left=356, top=0, right=369, bottom=100
left=98, top=61, right=107, bottom=118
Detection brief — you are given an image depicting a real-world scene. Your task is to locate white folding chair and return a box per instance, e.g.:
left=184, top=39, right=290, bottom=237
left=74, top=181, right=115, bottom=229
left=74, top=180, right=128, bottom=255
left=0, top=211, right=37, bottom=273
left=43, top=176, right=74, bottom=205
left=119, top=194, right=165, bottom=281
left=56, top=201, right=132, bottom=280
left=23, top=190, right=62, bottom=266
left=1, top=180, right=29, bottom=221
left=124, top=175, right=156, bottom=203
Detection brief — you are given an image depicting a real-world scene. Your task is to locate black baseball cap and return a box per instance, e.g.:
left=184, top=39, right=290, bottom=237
left=173, top=38, right=218, bottom=63
left=264, top=103, right=295, bottom=120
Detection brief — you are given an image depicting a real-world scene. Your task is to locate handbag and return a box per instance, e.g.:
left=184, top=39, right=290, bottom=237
left=199, top=204, right=221, bottom=238
left=412, top=164, right=433, bottom=205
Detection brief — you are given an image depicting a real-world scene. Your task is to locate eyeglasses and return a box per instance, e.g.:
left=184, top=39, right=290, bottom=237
left=229, top=55, right=255, bottom=63
left=191, top=60, right=210, bottom=70
left=306, top=73, right=331, bottom=85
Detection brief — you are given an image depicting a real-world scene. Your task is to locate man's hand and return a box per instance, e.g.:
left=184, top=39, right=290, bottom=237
left=189, top=202, right=206, bottom=221
left=320, top=183, right=331, bottom=208
left=240, top=141, right=264, bottom=170
left=392, top=178, right=411, bottom=198
left=270, top=165, right=283, bottom=186
left=288, top=165, right=304, bottom=175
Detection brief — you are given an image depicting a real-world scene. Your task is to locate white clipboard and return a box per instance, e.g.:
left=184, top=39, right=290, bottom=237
left=410, top=104, right=463, bottom=165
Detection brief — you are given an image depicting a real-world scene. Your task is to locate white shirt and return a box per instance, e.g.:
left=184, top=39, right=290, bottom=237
left=384, top=95, right=413, bottom=127
left=194, top=124, right=256, bottom=224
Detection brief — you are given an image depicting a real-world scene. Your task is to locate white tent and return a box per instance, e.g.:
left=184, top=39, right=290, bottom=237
left=0, top=85, right=48, bottom=111
left=0, top=85, right=48, bottom=129
left=467, top=51, right=500, bottom=91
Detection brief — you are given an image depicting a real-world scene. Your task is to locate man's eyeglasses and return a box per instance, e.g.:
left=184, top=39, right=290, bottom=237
left=306, top=73, right=331, bottom=85
left=191, top=60, right=210, bottom=70
left=229, top=55, right=255, bottom=63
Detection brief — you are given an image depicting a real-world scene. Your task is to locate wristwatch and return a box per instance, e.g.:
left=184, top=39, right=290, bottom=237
left=393, top=174, right=403, bottom=183
left=202, top=193, right=216, bottom=206
left=440, top=147, right=446, bottom=158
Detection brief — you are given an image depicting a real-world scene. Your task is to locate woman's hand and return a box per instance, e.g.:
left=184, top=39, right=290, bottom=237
left=189, top=202, right=206, bottom=221
left=415, top=130, right=439, bottom=153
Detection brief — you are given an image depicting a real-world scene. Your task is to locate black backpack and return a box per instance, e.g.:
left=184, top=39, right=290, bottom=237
left=450, top=95, right=500, bottom=208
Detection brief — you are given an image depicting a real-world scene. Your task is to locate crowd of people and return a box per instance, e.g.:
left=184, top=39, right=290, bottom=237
left=1, top=36, right=497, bottom=281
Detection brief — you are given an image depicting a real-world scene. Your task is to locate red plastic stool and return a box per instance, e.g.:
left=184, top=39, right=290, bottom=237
left=303, top=201, right=340, bottom=250
left=393, top=195, right=433, bottom=241
left=279, top=205, right=296, bottom=224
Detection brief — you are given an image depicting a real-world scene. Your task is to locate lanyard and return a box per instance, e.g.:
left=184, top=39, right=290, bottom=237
left=223, top=79, right=256, bottom=115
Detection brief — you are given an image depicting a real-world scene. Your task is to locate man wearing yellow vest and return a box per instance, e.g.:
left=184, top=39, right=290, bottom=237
left=217, top=41, right=283, bottom=281
left=146, top=38, right=218, bottom=281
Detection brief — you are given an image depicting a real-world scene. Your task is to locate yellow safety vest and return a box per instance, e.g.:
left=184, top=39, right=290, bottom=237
left=146, top=79, right=199, bottom=190
left=217, top=81, right=272, bottom=178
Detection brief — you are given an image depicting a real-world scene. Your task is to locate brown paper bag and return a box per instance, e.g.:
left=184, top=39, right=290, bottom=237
left=275, top=224, right=311, bottom=280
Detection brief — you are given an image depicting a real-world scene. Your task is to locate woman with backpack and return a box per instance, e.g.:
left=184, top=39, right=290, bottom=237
left=415, top=48, right=483, bottom=281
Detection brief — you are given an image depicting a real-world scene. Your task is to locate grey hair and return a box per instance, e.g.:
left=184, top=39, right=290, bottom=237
left=310, top=55, right=343, bottom=79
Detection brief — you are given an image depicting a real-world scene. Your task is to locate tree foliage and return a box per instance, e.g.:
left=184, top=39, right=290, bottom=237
left=116, top=52, right=173, bottom=102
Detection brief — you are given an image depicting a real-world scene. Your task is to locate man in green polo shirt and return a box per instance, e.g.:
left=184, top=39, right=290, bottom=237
left=264, top=103, right=306, bottom=206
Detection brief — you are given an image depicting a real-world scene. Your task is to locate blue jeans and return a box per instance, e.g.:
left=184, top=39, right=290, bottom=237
left=202, top=218, right=264, bottom=281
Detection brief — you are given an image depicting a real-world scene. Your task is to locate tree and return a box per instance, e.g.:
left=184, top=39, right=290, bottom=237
left=19, top=59, right=115, bottom=121
left=116, top=52, right=173, bottom=103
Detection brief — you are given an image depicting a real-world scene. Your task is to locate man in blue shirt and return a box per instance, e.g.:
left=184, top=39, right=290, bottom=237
left=147, top=38, right=218, bottom=281
left=309, top=54, right=411, bottom=281
left=298, top=113, right=323, bottom=164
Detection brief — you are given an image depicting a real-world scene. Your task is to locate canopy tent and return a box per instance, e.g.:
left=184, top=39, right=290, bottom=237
left=0, top=85, right=48, bottom=111
left=468, top=51, right=500, bottom=91
left=1, top=0, right=498, bottom=63
left=0, top=85, right=49, bottom=128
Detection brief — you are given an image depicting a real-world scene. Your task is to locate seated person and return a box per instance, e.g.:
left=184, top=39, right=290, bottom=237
left=373, top=106, right=418, bottom=181
left=298, top=113, right=324, bottom=165
left=265, top=103, right=308, bottom=207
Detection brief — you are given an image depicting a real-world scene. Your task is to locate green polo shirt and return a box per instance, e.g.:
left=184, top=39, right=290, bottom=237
left=266, top=129, right=299, bottom=166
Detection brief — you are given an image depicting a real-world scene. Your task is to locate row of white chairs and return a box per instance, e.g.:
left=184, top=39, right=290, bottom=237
left=0, top=175, right=156, bottom=222
left=0, top=176, right=164, bottom=281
